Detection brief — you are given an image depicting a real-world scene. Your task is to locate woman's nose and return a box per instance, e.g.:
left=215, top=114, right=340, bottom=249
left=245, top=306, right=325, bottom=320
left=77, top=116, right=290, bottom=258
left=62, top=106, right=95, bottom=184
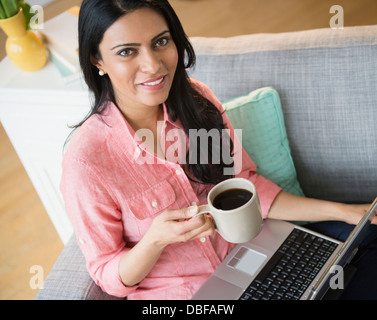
left=139, top=49, right=161, bottom=74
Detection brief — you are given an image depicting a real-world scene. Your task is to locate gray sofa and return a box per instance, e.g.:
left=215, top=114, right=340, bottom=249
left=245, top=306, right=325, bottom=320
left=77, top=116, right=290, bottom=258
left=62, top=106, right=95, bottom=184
left=36, top=25, right=377, bottom=300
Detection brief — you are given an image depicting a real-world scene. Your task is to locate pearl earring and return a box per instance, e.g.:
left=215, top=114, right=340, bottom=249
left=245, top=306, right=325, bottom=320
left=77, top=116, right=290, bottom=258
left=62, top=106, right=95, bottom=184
left=98, top=69, right=105, bottom=76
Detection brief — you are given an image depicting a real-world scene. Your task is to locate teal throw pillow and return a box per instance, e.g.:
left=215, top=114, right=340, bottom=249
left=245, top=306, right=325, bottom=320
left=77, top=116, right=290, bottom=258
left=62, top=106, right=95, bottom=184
left=223, top=87, right=304, bottom=197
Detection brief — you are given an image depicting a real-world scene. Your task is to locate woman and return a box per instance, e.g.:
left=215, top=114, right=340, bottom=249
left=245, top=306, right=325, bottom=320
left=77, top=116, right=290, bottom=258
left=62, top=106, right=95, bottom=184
left=61, top=0, right=375, bottom=299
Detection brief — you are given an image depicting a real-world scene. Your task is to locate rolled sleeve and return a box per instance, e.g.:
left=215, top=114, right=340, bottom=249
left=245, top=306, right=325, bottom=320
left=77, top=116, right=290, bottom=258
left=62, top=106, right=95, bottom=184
left=234, top=136, right=282, bottom=218
left=94, top=247, right=139, bottom=297
left=242, top=169, right=282, bottom=219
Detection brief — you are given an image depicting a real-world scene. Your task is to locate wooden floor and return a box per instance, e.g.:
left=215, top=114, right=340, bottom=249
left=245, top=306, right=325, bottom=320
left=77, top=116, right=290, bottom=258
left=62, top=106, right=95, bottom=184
left=1, top=0, right=376, bottom=300
left=0, top=123, right=64, bottom=299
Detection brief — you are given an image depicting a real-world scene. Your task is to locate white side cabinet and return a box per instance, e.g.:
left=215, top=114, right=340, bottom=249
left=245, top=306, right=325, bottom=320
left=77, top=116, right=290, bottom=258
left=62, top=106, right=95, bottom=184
left=0, top=57, right=91, bottom=244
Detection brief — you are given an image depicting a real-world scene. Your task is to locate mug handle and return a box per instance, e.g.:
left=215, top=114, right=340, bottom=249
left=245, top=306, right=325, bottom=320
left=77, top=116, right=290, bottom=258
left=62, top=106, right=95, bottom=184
left=192, top=204, right=219, bottom=233
left=191, top=204, right=210, bottom=218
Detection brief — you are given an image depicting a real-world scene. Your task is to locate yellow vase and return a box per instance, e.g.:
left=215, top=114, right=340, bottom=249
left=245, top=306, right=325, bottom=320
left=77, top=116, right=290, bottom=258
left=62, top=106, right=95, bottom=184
left=0, top=9, right=46, bottom=72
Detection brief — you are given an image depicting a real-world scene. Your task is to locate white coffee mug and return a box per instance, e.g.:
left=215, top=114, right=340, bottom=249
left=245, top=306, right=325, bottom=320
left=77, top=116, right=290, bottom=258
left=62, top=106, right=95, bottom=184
left=194, top=178, right=263, bottom=243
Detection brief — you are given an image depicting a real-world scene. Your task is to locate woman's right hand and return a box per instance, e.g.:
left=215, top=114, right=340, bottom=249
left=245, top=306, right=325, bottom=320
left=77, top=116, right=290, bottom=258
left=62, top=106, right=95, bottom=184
left=144, top=206, right=215, bottom=249
left=119, top=206, right=215, bottom=287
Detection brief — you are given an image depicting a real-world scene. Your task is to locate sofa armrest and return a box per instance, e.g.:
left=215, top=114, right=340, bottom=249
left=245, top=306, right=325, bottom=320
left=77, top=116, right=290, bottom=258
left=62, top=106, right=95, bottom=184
left=36, top=234, right=123, bottom=300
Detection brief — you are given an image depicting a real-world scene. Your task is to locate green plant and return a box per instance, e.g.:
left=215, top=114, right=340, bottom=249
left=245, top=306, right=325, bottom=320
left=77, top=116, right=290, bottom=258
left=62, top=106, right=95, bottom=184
left=0, top=0, right=34, bottom=28
left=0, top=0, right=19, bottom=19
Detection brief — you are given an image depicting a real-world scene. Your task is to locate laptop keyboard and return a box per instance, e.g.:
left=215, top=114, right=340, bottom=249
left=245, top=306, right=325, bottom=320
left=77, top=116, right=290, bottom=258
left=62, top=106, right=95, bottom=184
left=239, top=228, right=338, bottom=300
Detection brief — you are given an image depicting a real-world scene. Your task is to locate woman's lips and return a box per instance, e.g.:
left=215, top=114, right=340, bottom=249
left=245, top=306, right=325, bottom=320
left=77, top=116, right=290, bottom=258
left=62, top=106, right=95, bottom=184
left=139, top=75, right=167, bottom=90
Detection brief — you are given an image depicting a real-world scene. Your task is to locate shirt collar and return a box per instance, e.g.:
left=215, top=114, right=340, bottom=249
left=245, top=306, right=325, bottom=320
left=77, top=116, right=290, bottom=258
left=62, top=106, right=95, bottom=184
left=100, top=101, right=183, bottom=162
left=162, top=102, right=183, bottom=130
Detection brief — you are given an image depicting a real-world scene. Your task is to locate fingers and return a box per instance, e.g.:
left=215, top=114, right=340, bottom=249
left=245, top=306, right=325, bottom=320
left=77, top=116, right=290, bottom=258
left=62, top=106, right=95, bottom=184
left=161, top=206, right=198, bottom=221
left=190, top=215, right=216, bottom=240
left=162, top=206, right=215, bottom=242
left=178, top=214, right=215, bottom=242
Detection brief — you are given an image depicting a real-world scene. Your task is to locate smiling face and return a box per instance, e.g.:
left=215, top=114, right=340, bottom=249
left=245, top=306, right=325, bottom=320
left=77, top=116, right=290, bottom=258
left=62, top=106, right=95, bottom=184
left=94, top=8, right=178, bottom=121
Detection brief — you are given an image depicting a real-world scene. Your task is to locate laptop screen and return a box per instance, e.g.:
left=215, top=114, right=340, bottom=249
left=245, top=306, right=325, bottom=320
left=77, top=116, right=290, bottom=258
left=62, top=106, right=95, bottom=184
left=309, top=197, right=377, bottom=299
left=337, top=197, right=377, bottom=262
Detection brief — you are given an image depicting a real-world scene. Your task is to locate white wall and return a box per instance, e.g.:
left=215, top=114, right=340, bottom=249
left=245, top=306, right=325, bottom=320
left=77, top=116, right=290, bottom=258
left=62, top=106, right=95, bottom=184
left=28, top=0, right=54, bottom=7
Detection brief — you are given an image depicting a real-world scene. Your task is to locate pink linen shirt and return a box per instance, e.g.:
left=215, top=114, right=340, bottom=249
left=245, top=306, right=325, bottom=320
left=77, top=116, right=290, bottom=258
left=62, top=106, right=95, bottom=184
left=60, top=79, right=282, bottom=299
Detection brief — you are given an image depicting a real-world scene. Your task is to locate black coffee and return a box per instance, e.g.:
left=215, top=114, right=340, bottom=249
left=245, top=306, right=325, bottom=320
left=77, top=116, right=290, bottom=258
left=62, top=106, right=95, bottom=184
left=212, top=188, right=253, bottom=211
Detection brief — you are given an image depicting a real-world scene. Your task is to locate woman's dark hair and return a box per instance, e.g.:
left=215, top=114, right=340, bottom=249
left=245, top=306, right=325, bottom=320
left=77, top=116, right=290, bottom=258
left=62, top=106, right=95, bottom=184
left=77, top=0, right=234, bottom=185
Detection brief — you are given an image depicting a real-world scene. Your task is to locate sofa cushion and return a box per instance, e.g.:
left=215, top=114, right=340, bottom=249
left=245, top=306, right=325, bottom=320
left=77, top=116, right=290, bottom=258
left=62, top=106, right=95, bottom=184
left=224, top=87, right=304, bottom=196
left=36, top=235, right=122, bottom=300
left=189, top=25, right=377, bottom=203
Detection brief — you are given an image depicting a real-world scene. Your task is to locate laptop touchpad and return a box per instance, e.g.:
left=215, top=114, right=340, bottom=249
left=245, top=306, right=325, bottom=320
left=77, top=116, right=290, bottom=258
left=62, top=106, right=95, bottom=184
left=228, top=247, right=267, bottom=276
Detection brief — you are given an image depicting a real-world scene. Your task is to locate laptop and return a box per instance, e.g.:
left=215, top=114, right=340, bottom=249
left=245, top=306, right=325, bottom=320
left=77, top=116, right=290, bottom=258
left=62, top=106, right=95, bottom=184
left=193, top=197, right=377, bottom=300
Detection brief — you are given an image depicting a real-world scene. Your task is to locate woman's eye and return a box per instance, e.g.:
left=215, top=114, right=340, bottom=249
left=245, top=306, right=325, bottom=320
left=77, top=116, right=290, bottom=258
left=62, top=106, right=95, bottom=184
left=118, top=48, right=135, bottom=57
left=155, top=37, right=169, bottom=47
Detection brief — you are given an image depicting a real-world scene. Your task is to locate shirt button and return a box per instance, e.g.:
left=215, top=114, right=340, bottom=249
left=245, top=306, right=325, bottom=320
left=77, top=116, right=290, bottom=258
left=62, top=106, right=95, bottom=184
left=151, top=201, right=158, bottom=208
left=79, top=238, right=86, bottom=245
left=175, top=169, right=182, bottom=175
left=191, top=201, right=197, bottom=206
left=200, top=237, right=206, bottom=243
